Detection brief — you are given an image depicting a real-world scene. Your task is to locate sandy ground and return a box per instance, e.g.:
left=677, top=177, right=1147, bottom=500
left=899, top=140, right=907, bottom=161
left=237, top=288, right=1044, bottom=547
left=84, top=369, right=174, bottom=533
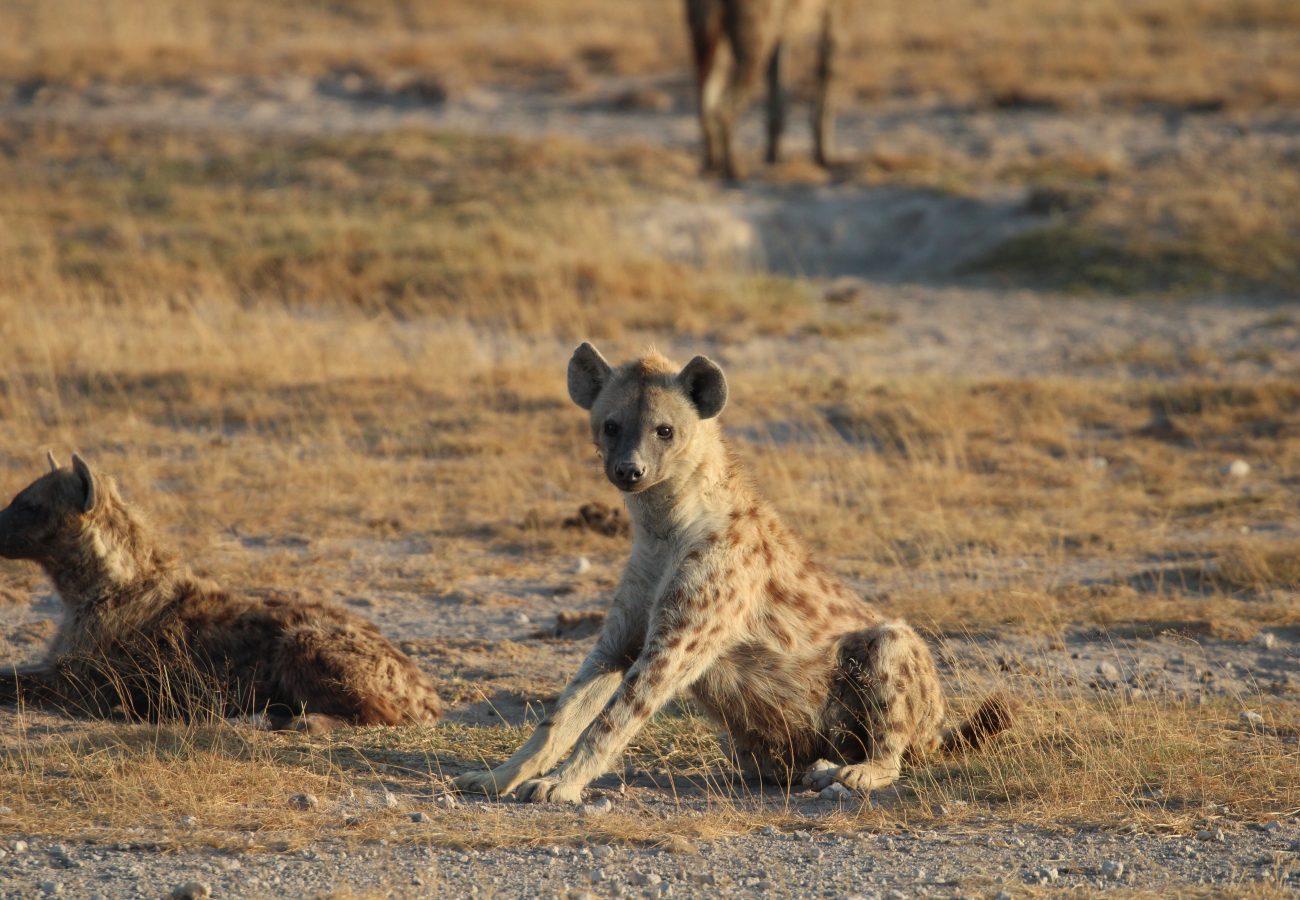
left=1, top=75, right=1298, bottom=898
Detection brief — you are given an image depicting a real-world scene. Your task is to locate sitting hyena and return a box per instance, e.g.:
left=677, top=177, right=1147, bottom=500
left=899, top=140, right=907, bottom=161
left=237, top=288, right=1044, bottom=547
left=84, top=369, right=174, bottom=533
left=0, top=453, right=442, bottom=731
left=455, top=344, right=1014, bottom=803
left=687, top=0, right=844, bottom=178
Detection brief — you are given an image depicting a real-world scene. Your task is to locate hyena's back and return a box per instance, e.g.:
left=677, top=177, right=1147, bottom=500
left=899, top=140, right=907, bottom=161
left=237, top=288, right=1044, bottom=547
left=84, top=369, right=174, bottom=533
left=177, top=586, right=444, bottom=726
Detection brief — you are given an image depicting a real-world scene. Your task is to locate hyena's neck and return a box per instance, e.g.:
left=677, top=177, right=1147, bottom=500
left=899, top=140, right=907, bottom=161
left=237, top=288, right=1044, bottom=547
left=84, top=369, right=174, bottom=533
left=627, top=436, right=754, bottom=539
left=47, top=499, right=177, bottom=611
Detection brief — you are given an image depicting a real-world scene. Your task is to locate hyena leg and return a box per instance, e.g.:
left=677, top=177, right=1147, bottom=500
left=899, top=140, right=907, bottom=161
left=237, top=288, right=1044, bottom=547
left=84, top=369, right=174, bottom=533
left=722, top=733, right=798, bottom=786
left=688, top=0, right=728, bottom=173
left=811, top=0, right=840, bottom=168
left=453, top=654, right=626, bottom=797
left=807, top=622, right=946, bottom=792
left=764, top=42, right=785, bottom=164
left=517, top=631, right=723, bottom=804
left=716, top=11, right=780, bottom=180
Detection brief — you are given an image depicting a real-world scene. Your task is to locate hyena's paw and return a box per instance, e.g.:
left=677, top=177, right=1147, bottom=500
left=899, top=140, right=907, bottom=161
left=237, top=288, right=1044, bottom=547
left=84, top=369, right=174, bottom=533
left=802, top=759, right=841, bottom=791
left=515, top=777, right=585, bottom=804
left=806, top=760, right=901, bottom=793
left=452, top=769, right=518, bottom=798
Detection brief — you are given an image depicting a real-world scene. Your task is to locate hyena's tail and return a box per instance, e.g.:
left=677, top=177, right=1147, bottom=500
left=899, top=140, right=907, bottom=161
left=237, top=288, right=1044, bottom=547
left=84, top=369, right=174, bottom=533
left=939, top=694, right=1020, bottom=755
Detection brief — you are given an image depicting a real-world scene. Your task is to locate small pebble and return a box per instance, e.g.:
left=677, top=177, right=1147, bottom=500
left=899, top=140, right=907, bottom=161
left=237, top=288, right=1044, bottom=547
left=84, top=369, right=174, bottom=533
left=1240, top=711, right=1266, bottom=730
left=434, top=793, right=459, bottom=810
left=1225, top=459, right=1251, bottom=478
left=12, top=840, right=28, bottom=853
left=823, top=276, right=870, bottom=304
left=574, top=557, right=592, bottom=575
left=381, top=791, right=400, bottom=809
left=818, top=782, right=853, bottom=801
left=409, top=811, right=430, bottom=824
left=1101, top=860, right=1125, bottom=878
left=512, top=612, right=530, bottom=626
left=40, top=883, right=62, bottom=896
left=1255, top=632, right=1277, bottom=650
left=288, top=794, right=318, bottom=811
left=633, top=872, right=662, bottom=886
left=1028, top=866, right=1058, bottom=884
left=581, top=797, right=613, bottom=817
left=169, top=883, right=212, bottom=900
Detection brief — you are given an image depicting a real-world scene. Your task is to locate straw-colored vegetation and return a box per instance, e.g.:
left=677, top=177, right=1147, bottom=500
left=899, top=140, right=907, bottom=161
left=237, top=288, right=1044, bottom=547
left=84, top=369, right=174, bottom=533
left=0, top=0, right=1296, bottom=866
left=3, top=0, right=1297, bottom=110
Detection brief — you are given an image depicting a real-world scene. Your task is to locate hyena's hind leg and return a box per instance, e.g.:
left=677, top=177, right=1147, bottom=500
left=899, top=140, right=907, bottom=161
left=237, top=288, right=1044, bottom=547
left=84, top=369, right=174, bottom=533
left=807, top=621, right=946, bottom=792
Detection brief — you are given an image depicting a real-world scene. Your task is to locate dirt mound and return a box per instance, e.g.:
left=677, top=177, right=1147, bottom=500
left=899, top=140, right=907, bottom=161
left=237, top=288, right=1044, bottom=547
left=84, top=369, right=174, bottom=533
left=562, top=502, right=629, bottom=537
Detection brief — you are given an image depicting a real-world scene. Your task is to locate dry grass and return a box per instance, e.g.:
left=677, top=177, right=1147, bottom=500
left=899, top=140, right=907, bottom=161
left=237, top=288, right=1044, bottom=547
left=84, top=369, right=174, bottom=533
left=2, top=0, right=1296, bottom=110
left=4, top=685, right=1295, bottom=853
left=0, top=37, right=1296, bottom=862
left=3, top=0, right=1298, bottom=293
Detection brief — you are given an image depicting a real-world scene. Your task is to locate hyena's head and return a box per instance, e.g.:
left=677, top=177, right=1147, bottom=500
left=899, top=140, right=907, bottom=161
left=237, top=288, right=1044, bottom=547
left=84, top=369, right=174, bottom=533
left=567, top=343, right=728, bottom=493
left=0, top=452, right=100, bottom=562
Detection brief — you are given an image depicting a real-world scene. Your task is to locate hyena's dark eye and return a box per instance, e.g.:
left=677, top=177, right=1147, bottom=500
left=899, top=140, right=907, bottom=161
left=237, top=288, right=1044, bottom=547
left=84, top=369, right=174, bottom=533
left=655, top=425, right=674, bottom=440
left=603, top=421, right=620, bottom=437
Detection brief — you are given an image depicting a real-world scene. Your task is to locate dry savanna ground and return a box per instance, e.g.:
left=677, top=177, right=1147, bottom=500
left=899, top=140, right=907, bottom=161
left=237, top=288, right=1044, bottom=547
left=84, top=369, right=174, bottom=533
left=0, top=0, right=1297, bottom=896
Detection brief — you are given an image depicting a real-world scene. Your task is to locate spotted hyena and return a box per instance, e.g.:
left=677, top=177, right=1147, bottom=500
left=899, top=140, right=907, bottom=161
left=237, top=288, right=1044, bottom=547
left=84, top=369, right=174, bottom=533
left=0, top=453, right=443, bottom=731
left=454, top=345, right=1014, bottom=803
left=687, top=0, right=843, bottom=178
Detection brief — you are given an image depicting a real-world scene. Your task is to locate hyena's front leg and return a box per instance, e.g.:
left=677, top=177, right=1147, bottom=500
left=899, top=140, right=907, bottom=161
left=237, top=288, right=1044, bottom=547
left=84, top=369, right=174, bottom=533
left=516, top=623, right=726, bottom=804
left=453, top=598, right=646, bottom=798
left=453, top=654, right=627, bottom=798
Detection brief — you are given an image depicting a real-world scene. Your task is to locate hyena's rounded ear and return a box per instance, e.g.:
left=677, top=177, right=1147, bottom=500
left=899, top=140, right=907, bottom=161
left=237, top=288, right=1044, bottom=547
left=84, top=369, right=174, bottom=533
left=71, top=453, right=97, bottom=514
left=567, top=342, right=613, bottom=410
left=678, top=355, right=728, bottom=419
left=46, top=450, right=60, bottom=473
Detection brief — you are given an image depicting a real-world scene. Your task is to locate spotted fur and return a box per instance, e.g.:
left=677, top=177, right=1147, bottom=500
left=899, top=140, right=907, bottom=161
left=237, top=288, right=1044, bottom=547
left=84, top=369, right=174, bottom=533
left=0, top=454, right=442, bottom=730
left=455, top=346, right=1013, bottom=803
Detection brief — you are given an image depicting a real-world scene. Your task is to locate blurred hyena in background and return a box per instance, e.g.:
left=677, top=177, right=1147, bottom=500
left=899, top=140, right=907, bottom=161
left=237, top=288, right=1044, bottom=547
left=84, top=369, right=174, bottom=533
left=686, top=0, right=843, bottom=178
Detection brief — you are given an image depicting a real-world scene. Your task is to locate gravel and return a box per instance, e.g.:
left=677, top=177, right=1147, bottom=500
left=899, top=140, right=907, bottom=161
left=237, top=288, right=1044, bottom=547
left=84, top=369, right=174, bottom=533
left=0, top=815, right=1294, bottom=897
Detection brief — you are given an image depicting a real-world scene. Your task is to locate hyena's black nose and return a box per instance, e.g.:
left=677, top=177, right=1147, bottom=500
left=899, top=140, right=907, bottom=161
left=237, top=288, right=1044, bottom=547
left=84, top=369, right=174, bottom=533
left=614, top=462, right=644, bottom=483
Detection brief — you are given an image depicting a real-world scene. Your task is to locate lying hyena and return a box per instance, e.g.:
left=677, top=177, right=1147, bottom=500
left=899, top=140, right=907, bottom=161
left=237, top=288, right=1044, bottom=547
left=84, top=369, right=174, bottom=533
left=687, top=0, right=843, bottom=178
left=455, top=345, right=1014, bottom=803
left=0, top=453, right=442, bottom=731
